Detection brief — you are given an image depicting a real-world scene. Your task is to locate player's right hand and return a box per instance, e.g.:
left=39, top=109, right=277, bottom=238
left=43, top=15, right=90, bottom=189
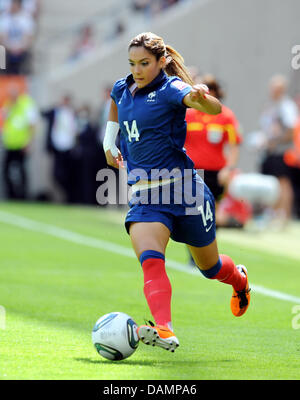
left=105, top=149, right=124, bottom=169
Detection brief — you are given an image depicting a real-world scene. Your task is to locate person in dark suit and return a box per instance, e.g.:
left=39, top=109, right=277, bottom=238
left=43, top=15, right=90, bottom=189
left=42, top=94, right=78, bottom=203
left=74, top=104, right=107, bottom=204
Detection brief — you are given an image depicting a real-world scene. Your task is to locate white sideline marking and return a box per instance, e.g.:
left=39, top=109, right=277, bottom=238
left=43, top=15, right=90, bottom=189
left=0, top=210, right=300, bottom=304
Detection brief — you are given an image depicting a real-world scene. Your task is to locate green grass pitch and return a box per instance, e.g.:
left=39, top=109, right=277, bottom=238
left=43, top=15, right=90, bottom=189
left=0, top=201, right=299, bottom=380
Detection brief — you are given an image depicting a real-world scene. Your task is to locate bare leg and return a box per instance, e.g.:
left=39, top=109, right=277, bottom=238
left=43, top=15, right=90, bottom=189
left=129, top=222, right=170, bottom=259
left=188, top=239, right=247, bottom=292
left=188, top=239, right=219, bottom=270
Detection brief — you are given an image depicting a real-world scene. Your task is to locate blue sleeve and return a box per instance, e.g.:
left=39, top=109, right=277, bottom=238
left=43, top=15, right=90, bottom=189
left=166, top=78, right=192, bottom=108
left=110, top=78, right=126, bottom=104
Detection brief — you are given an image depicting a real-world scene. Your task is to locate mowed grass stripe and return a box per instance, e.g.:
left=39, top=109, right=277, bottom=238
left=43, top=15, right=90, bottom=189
left=1, top=209, right=300, bottom=304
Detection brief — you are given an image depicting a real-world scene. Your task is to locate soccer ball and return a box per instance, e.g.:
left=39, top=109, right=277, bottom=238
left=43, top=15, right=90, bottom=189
left=92, top=312, right=139, bottom=361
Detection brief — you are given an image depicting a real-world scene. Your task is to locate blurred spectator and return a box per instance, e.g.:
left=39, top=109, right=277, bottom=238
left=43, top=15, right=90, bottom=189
left=217, top=188, right=253, bottom=229
left=114, top=20, right=125, bottom=37
left=0, top=0, right=40, bottom=18
left=21, top=0, right=40, bottom=19
left=161, top=0, right=180, bottom=9
left=260, top=74, right=298, bottom=225
left=72, top=104, right=104, bottom=205
left=132, top=0, right=182, bottom=18
left=0, top=0, right=10, bottom=13
left=150, top=0, right=163, bottom=16
left=132, top=0, right=152, bottom=18
left=42, top=95, right=78, bottom=203
left=97, top=85, right=113, bottom=144
left=132, top=0, right=151, bottom=12
left=68, top=24, right=96, bottom=63
left=218, top=171, right=281, bottom=231
left=284, top=101, right=300, bottom=218
left=96, top=84, right=125, bottom=207
left=0, top=0, right=35, bottom=75
left=107, top=19, right=126, bottom=42
left=1, top=83, right=38, bottom=199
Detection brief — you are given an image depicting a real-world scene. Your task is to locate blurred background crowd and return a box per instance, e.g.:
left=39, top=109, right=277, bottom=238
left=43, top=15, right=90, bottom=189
left=0, top=0, right=299, bottom=231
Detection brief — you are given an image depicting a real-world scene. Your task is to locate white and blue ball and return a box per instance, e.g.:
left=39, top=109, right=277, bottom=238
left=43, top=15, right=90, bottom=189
left=92, top=312, right=139, bottom=361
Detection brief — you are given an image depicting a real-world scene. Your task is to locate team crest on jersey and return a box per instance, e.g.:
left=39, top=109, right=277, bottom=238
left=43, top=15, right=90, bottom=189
left=146, top=91, right=157, bottom=103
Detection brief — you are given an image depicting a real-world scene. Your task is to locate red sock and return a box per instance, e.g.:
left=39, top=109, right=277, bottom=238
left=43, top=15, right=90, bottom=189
left=213, top=254, right=246, bottom=291
left=140, top=251, right=172, bottom=328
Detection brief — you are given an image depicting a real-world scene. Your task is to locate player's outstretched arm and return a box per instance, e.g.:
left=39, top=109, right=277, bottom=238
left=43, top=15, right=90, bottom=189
left=183, top=84, right=221, bottom=115
left=103, top=99, right=123, bottom=169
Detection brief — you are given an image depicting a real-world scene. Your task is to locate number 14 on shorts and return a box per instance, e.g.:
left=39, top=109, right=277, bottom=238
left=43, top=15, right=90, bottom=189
left=198, top=200, right=214, bottom=232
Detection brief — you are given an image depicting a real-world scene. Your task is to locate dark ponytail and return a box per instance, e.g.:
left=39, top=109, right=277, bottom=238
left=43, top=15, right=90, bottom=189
left=164, top=44, right=194, bottom=86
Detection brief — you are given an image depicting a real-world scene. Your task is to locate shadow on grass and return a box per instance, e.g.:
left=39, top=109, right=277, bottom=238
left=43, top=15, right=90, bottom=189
left=75, top=357, right=238, bottom=367
left=75, top=357, right=156, bottom=366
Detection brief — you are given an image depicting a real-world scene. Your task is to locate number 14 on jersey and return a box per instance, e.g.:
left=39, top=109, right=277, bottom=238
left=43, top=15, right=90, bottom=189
left=124, top=120, right=140, bottom=142
left=198, top=200, right=214, bottom=231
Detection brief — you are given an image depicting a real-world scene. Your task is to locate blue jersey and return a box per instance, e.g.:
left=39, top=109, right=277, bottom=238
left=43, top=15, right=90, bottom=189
left=111, top=70, right=195, bottom=184
left=111, top=71, right=216, bottom=246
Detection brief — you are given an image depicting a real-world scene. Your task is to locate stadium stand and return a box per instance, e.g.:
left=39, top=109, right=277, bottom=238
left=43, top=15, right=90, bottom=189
left=32, top=0, right=134, bottom=72
left=32, top=0, right=186, bottom=73
left=0, top=0, right=300, bottom=214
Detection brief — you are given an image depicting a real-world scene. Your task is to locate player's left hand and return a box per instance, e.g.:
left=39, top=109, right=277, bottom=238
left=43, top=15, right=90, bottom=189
left=105, top=148, right=124, bottom=169
left=189, top=84, right=209, bottom=103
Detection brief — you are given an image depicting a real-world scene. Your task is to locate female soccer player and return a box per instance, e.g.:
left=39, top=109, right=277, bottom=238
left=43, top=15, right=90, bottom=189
left=103, top=32, right=250, bottom=353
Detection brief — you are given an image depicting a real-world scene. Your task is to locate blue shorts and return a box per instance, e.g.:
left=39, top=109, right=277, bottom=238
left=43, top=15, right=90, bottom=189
left=125, top=181, right=216, bottom=247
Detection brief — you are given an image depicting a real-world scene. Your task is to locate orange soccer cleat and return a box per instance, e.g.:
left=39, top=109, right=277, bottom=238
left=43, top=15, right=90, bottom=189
left=137, top=321, right=179, bottom=352
left=231, top=265, right=251, bottom=317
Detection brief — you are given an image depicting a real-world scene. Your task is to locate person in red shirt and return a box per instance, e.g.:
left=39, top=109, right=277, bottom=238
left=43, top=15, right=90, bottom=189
left=185, top=74, right=243, bottom=224
left=284, top=117, right=300, bottom=169
left=284, top=115, right=300, bottom=217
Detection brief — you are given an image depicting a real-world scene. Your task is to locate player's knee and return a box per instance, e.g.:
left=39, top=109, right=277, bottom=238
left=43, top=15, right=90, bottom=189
left=197, top=258, right=222, bottom=279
